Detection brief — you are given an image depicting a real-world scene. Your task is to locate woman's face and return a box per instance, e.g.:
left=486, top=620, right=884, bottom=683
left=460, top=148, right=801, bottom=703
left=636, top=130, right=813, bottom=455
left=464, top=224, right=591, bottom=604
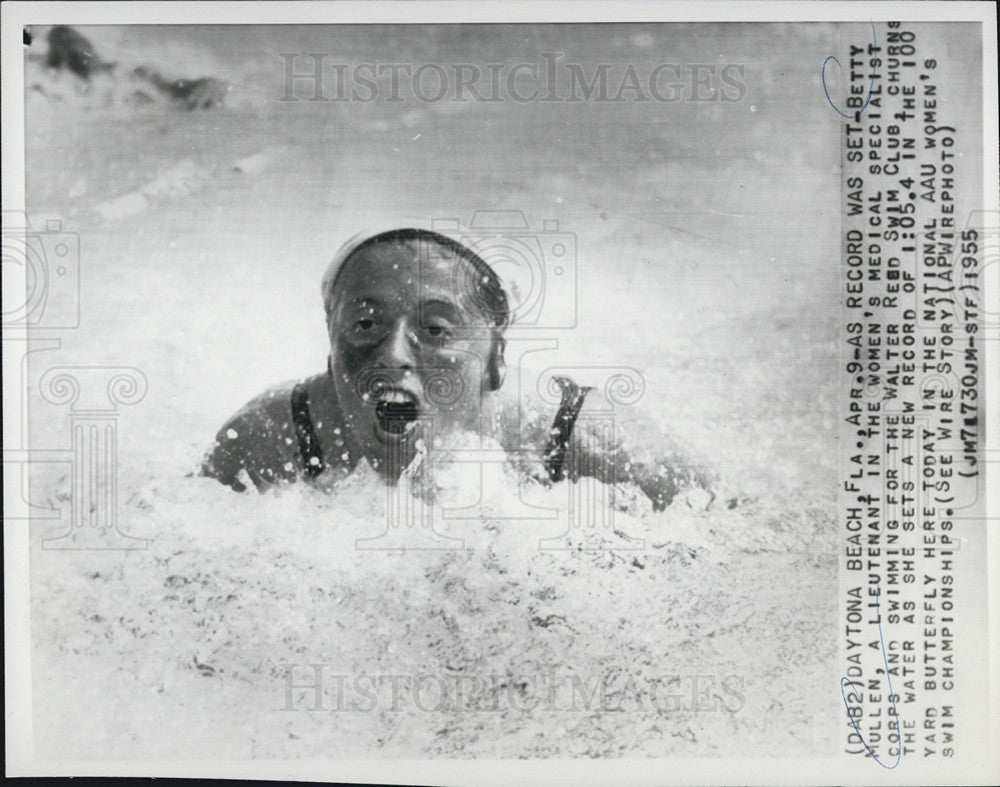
left=328, top=238, right=501, bottom=473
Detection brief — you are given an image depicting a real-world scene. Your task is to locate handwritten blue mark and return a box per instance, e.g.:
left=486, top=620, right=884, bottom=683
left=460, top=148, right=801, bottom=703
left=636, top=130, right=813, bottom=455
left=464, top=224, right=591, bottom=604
left=840, top=582, right=903, bottom=769
left=823, top=21, right=878, bottom=120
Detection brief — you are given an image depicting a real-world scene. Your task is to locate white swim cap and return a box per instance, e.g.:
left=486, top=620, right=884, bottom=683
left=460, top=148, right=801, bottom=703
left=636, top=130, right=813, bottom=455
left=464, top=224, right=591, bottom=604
left=320, top=225, right=511, bottom=329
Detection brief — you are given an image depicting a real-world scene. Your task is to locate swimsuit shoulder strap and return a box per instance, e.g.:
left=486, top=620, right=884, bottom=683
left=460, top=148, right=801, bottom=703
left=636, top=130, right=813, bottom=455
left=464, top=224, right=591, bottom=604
left=290, top=382, right=325, bottom=477
left=543, top=375, right=593, bottom=482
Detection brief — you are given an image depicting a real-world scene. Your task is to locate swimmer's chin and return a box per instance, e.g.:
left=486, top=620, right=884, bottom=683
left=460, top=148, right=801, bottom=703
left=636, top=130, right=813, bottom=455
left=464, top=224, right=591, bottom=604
left=363, top=420, right=423, bottom=477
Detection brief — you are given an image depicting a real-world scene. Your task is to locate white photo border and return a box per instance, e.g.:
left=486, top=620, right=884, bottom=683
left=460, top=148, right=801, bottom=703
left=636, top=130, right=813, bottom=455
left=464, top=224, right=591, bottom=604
left=3, top=2, right=998, bottom=784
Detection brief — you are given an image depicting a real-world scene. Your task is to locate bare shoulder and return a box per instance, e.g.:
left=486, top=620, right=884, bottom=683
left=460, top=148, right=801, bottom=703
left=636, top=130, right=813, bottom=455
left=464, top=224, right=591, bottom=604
left=492, top=376, right=616, bottom=453
left=201, top=380, right=302, bottom=491
left=491, top=386, right=552, bottom=451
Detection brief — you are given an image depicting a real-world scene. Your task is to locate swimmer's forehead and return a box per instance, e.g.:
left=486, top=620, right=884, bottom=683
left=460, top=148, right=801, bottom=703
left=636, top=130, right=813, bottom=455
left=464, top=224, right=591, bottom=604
left=332, top=237, right=478, bottom=306
left=342, top=235, right=470, bottom=271
left=330, top=244, right=488, bottom=327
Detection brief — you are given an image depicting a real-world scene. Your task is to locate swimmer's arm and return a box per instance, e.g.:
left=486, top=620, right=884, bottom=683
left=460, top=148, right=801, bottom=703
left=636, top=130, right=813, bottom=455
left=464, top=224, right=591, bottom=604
left=494, top=392, right=557, bottom=482
left=200, top=399, right=300, bottom=493
left=566, top=393, right=715, bottom=511
left=200, top=429, right=249, bottom=492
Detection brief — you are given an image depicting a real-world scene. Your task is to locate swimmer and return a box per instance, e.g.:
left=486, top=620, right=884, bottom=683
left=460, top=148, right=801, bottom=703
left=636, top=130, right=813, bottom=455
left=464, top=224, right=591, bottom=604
left=45, top=26, right=116, bottom=81
left=201, top=228, right=713, bottom=510
left=131, top=65, right=230, bottom=110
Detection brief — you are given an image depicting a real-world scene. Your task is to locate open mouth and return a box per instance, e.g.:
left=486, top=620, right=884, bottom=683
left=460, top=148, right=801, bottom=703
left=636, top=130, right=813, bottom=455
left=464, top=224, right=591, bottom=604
left=375, top=391, right=420, bottom=436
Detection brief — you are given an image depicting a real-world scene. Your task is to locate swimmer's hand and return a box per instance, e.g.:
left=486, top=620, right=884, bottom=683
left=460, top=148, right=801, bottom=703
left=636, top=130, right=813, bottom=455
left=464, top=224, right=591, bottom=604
left=565, top=392, right=716, bottom=512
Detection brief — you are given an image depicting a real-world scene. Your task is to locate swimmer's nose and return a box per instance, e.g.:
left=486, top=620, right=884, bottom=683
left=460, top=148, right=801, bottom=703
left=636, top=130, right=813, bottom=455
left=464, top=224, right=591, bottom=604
left=380, top=319, right=417, bottom=370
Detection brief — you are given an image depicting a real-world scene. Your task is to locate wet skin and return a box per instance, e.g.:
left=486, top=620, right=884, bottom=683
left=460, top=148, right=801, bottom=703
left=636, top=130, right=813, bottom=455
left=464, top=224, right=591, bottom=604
left=202, top=238, right=713, bottom=509
left=326, top=239, right=503, bottom=475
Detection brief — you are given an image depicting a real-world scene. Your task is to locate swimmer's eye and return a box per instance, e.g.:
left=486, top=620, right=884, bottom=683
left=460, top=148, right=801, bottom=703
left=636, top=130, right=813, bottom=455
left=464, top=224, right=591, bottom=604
left=422, top=320, right=455, bottom=342
left=344, top=316, right=388, bottom=346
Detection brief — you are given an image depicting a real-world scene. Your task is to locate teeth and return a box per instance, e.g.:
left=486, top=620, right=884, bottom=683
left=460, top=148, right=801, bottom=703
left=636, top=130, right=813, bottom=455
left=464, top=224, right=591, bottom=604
left=381, top=390, right=414, bottom=404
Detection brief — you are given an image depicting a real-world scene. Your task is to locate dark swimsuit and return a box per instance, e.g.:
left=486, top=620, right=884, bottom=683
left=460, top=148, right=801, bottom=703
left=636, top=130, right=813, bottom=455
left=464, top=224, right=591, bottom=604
left=289, top=375, right=592, bottom=482
left=290, top=383, right=326, bottom=478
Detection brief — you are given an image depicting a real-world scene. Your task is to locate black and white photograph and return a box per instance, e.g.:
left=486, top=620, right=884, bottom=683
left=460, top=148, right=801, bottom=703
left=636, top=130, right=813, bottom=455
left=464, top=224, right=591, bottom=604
left=4, top=2, right=998, bottom=783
